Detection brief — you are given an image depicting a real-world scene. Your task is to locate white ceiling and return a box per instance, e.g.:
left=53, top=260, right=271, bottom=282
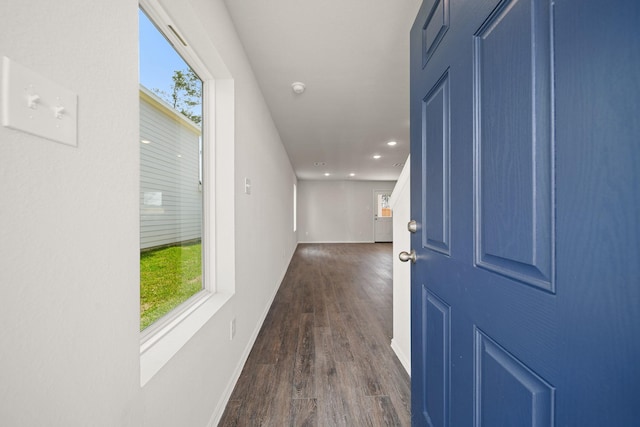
left=223, top=0, right=421, bottom=181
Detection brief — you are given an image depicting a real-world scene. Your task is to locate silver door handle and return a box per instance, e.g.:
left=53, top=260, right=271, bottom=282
left=399, top=250, right=416, bottom=263
left=407, top=220, right=417, bottom=233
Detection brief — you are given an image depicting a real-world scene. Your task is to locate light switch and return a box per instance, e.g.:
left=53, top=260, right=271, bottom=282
left=244, top=178, right=251, bottom=195
left=1, top=56, right=77, bottom=147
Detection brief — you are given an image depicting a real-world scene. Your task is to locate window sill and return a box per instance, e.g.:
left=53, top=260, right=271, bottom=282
left=140, top=291, right=233, bottom=386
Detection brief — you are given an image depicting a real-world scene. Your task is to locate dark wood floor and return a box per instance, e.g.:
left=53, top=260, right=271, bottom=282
left=219, top=243, right=411, bottom=426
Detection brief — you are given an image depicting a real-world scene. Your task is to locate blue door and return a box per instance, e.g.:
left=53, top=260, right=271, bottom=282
left=409, top=0, right=640, bottom=425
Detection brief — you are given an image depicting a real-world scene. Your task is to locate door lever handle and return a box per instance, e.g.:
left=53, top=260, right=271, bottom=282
left=399, top=249, right=416, bottom=263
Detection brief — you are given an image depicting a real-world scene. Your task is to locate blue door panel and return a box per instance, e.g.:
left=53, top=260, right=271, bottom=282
left=423, top=70, right=451, bottom=255
left=473, top=0, right=554, bottom=291
left=474, top=329, right=554, bottom=427
left=410, top=0, right=640, bottom=425
left=422, top=0, right=450, bottom=67
left=424, top=289, right=451, bottom=427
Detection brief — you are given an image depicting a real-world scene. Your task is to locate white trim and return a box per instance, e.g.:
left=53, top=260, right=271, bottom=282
left=206, top=293, right=273, bottom=426
left=293, top=183, right=297, bottom=232
left=140, top=292, right=232, bottom=386
left=298, top=240, right=374, bottom=244
left=391, top=339, right=411, bottom=376
left=390, top=156, right=411, bottom=378
left=211, top=78, right=235, bottom=296
left=390, top=155, right=410, bottom=209
left=206, top=246, right=296, bottom=427
left=202, top=78, right=214, bottom=295
left=140, top=289, right=209, bottom=346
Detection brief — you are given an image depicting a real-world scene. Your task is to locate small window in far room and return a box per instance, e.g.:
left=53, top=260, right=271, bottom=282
left=293, top=183, right=297, bottom=232
left=139, top=7, right=205, bottom=332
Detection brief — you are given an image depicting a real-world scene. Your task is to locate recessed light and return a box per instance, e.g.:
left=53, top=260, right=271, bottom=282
left=349, top=173, right=356, bottom=177
left=387, top=141, right=397, bottom=146
left=324, top=172, right=330, bottom=176
left=141, top=139, right=151, bottom=144
left=373, top=155, right=381, bottom=159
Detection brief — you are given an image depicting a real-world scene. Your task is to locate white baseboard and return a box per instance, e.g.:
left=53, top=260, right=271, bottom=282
left=298, top=240, right=373, bottom=244
left=391, top=339, right=411, bottom=376
left=207, top=247, right=296, bottom=427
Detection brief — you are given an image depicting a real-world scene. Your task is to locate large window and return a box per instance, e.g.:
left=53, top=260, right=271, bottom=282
left=138, top=0, right=236, bottom=386
left=139, top=7, right=205, bottom=332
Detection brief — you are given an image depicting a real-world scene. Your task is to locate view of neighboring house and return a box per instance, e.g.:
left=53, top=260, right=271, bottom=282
left=139, top=86, right=202, bottom=250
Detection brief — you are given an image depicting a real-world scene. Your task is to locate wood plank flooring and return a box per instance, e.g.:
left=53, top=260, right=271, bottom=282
left=219, top=243, right=411, bottom=427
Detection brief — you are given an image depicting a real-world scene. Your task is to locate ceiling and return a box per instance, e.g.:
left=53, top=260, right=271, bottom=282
left=223, top=0, right=422, bottom=181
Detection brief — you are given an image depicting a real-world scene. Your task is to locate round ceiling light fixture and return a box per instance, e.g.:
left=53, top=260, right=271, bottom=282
left=387, top=141, right=397, bottom=146
left=291, top=82, right=306, bottom=94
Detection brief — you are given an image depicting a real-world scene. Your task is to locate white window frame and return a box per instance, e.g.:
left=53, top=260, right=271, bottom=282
left=138, top=0, right=235, bottom=386
left=293, top=183, right=297, bottom=232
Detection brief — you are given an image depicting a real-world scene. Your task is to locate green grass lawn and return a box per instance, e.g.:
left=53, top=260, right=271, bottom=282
left=140, top=242, right=202, bottom=331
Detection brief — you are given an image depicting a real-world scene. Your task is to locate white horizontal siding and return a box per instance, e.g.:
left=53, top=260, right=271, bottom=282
left=140, top=87, right=202, bottom=250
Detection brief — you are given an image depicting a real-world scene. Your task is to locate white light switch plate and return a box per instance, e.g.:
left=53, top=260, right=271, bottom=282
left=1, top=56, right=77, bottom=146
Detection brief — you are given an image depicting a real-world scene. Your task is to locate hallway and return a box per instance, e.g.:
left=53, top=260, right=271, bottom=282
left=219, top=243, right=411, bottom=426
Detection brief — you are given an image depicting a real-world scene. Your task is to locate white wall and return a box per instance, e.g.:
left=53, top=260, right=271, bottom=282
left=0, top=0, right=297, bottom=426
left=297, top=180, right=396, bottom=243
left=389, top=157, right=411, bottom=375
